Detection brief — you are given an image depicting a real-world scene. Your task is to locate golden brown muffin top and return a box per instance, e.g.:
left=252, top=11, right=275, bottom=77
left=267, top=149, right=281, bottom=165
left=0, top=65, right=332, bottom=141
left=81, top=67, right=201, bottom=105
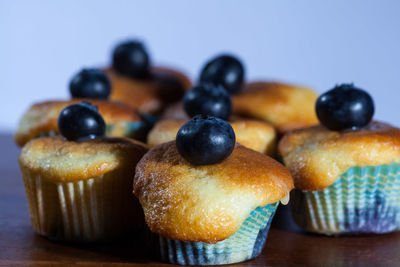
left=278, top=121, right=400, bottom=191
left=147, top=119, right=276, bottom=155
left=134, top=141, right=293, bottom=243
left=14, top=99, right=143, bottom=147
left=106, top=66, right=192, bottom=114
left=233, top=81, right=319, bottom=133
left=19, top=136, right=147, bottom=182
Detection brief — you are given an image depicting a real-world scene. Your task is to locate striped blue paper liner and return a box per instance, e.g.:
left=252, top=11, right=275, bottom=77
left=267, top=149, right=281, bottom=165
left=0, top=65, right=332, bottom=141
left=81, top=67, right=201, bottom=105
left=291, top=162, right=400, bottom=235
left=149, top=202, right=279, bottom=265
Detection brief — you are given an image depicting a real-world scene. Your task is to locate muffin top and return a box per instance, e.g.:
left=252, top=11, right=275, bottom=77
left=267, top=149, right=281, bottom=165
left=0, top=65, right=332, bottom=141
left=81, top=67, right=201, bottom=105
left=279, top=121, right=400, bottom=191
left=134, top=141, right=293, bottom=243
left=105, top=66, right=192, bottom=114
left=147, top=119, right=276, bottom=155
left=19, top=136, right=147, bottom=182
left=232, top=82, right=318, bottom=133
left=14, top=99, right=143, bottom=147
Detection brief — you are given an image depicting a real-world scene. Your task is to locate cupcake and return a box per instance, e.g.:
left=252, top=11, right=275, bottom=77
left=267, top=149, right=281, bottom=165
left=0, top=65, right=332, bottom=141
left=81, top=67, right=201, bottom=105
left=134, top=115, right=293, bottom=265
left=162, top=54, right=318, bottom=135
left=18, top=102, right=148, bottom=242
left=278, top=84, right=400, bottom=235
left=105, top=40, right=192, bottom=114
left=150, top=83, right=276, bottom=155
left=15, top=69, right=152, bottom=147
left=161, top=54, right=244, bottom=120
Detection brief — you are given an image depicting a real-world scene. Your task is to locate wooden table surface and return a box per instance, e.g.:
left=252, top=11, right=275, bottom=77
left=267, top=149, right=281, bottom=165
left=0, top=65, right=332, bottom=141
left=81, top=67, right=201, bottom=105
left=1, top=133, right=399, bottom=267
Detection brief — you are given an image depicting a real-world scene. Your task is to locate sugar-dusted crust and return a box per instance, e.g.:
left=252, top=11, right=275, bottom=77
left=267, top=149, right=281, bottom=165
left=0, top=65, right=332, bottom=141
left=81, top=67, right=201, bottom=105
left=278, top=121, right=400, bottom=191
left=19, top=136, right=148, bottom=182
left=133, top=141, right=293, bottom=243
left=105, top=66, right=192, bottom=114
left=14, top=99, right=143, bottom=147
left=232, top=81, right=319, bottom=133
left=147, top=119, right=276, bottom=155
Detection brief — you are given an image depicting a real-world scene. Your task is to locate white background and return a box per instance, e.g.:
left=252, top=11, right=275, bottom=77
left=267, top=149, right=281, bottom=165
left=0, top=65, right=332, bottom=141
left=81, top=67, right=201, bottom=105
left=1, top=0, right=399, bottom=132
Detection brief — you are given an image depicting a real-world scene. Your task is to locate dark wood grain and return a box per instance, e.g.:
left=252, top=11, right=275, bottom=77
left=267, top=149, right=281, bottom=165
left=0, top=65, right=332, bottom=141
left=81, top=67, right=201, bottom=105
left=1, top=133, right=399, bottom=266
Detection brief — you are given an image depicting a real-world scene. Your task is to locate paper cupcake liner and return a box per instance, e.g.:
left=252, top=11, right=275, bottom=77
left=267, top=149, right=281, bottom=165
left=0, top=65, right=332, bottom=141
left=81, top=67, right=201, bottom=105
left=20, top=167, right=143, bottom=242
left=291, top=162, right=400, bottom=235
left=149, top=202, right=278, bottom=265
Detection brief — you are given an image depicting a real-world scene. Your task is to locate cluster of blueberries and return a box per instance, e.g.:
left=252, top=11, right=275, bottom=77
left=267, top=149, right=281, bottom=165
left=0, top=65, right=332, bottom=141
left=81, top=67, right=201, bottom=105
left=59, top=40, right=375, bottom=165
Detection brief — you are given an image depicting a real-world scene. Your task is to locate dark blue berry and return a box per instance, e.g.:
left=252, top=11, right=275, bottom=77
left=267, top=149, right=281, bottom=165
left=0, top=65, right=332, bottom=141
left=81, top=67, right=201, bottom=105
left=112, top=40, right=150, bottom=78
left=176, top=115, right=236, bottom=165
left=199, top=54, right=244, bottom=94
left=316, top=84, right=374, bottom=131
left=69, top=69, right=111, bottom=99
left=58, top=102, right=105, bottom=141
left=183, top=83, right=232, bottom=120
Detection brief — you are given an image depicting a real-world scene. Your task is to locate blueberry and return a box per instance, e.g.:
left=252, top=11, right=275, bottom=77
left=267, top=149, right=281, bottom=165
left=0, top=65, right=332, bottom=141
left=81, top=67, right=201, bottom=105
left=58, top=102, right=106, bottom=141
left=112, top=40, right=150, bottom=78
left=69, top=68, right=111, bottom=99
left=199, top=54, right=245, bottom=94
left=183, top=83, right=232, bottom=120
left=176, top=115, right=236, bottom=165
left=316, top=84, right=374, bottom=131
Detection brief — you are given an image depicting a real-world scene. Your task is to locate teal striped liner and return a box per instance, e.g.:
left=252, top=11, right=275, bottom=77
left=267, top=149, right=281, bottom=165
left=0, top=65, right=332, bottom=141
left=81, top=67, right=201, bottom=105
left=291, top=162, right=400, bottom=235
left=150, top=202, right=279, bottom=265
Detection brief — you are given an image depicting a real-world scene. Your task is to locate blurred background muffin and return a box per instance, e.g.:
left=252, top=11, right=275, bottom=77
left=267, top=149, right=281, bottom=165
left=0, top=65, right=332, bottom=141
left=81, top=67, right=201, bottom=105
left=15, top=68, right=154, bottom=146
left=149, top=82, right=277, bottom=155
left=104, top=40, right=192, bottom=114
left=161, top=54, right=319, bottom=135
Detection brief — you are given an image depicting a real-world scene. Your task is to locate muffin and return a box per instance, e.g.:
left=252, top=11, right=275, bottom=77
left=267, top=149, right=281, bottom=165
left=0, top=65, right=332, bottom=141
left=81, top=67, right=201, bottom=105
left=18, top=102, right=148, bottom=242
left=147, top=119, right=276, bottom=156
left=156, top=83, right=276, bottom=155
left=134, top=115, right=293, bottom=265
left=14, top=99, right=149, bottom=147
left=161, top=82, right=319, bottom=134
left=233, top=81, right=319, bottom=134
left=165, top=54, right=318, bottom=135
left=278, top=84, right=400, bottom=235
left=105, top=40, right=192, bottom=114
left=162, top=53, right=245, bottom=120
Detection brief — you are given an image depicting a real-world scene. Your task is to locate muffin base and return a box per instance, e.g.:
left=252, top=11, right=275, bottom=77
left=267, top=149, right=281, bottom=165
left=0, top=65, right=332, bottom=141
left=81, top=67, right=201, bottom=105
left=291, top=163, right=400, bottom=235
left=21, top=167, right=143, bottom=242
left=148, top=202, right=279, bottom=265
